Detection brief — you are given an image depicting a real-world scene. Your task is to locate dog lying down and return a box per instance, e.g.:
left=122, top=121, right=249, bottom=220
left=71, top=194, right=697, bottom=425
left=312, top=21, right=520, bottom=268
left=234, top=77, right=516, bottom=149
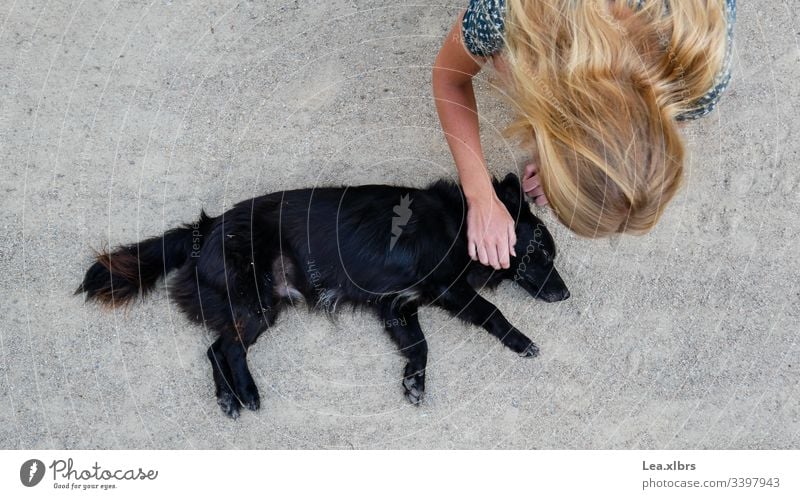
left=77, top=173, right=570, bottom=418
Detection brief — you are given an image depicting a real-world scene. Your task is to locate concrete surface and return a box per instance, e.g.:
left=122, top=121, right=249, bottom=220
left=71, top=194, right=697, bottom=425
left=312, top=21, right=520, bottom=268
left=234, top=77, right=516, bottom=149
left=1, top=0, right=798, bottom=449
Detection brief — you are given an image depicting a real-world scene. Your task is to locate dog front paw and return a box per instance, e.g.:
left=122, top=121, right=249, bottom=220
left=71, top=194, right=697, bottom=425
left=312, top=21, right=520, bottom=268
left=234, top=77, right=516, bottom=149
left=402, top=364, right=426, bottom=405
left=217, top=391, right=242, bottom=419
left=500, top=328, right=538, bottom=357
left=238, top=382, right=261, bottom=412
left=519, top=341, right=539, bottom=358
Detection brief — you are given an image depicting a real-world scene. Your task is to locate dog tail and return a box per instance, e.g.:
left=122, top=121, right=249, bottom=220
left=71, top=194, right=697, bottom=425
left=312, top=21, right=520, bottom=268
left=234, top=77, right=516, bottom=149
left=76, top=211, right=215, bottom=307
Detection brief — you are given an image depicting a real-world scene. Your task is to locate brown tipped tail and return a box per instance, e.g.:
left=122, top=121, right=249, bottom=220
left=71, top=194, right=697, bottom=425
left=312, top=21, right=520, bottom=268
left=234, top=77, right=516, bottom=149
left=76, top=211, right=213, bottom=307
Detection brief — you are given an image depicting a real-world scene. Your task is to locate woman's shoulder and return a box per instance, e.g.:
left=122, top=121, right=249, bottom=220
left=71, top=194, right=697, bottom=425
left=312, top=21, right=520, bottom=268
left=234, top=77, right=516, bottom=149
left=458, top=0, right=737, bottom=119
left=677, top=0, right=737, bottom=120
left=461, top=0, right=507, bottom=57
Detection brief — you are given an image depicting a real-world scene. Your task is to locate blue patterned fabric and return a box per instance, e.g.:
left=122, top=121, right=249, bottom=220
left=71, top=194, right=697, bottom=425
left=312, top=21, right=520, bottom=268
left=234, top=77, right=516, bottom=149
left=461, top=0, right=507, bottom=57
left=461, top=0, right=737, bottom=121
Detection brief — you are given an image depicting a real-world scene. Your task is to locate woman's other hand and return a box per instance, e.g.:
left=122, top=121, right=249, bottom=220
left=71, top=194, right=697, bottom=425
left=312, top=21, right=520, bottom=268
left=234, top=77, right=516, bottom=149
left=522, top=160, right=548, bottom=206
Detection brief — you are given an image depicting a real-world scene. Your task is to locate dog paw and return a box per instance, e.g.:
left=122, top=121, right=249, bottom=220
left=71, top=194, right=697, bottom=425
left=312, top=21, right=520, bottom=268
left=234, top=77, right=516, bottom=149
left=403, top=377, right=424, bottom=404
left=500, top=328, right=537, bottom=357
left=217, top=391, right=241, bottom=419
left=238, top=383, right=261, bottom=412
left=519, top=341, right=539, bottom=358
left=403, top=364, right=425, bottom=405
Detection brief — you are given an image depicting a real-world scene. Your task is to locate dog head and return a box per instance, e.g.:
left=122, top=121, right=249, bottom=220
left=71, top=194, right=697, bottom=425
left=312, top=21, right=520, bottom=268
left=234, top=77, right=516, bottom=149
left=493, top=173, right=570, bottom=303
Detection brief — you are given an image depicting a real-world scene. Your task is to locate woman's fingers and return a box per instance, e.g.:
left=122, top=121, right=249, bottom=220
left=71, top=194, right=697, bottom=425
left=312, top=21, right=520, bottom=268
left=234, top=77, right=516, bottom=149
left=508, top=220, right=517, bottom=257
left=496, top=237, right=510, bottom=269
left=468, top=239, right=478, bottom=261
left=523, top=160, right=549, bottom=205
left=523, top=161, right=539, bottom=180
left=530, top=185, right=548, bottom=205
left=488, top=247, right=502, bottom=270
left=523, top=171, right=550, bottom=206
left=522, top=172, right=541, bottom=194
left=476, top=242, right=490, bottom=267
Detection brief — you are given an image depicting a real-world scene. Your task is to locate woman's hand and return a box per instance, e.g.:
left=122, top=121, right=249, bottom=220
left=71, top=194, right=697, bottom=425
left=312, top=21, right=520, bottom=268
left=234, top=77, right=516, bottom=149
left=522, top=161, right=549, bottom=206
left=466, top=193, right=517, bottom=270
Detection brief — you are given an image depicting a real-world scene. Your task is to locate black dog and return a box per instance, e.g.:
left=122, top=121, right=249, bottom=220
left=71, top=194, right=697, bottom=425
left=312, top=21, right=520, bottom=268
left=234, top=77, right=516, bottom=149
left=77, top=173, right=569, bottom=418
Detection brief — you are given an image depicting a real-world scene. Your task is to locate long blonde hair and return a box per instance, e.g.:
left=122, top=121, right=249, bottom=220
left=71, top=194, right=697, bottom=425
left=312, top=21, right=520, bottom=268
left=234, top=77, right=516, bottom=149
left=500, top=0, right=729, bottom=237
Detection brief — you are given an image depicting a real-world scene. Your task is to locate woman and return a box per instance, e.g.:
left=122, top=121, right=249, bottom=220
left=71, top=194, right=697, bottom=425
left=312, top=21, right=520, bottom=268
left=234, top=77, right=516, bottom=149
left=432, top=0, right=736, bottom=269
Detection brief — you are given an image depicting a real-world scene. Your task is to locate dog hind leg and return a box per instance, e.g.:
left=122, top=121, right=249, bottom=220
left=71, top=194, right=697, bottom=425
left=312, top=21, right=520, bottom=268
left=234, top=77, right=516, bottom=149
left=380, top=303, right=428, bottom=404
left=183, top=277, right=273, bottom=418
left=207, top=338, right=242, bottom=419
left=217, top=316, right=264, bottom=414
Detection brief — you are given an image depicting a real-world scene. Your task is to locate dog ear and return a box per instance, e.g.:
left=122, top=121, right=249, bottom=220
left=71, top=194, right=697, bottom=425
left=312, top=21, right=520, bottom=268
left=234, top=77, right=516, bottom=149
left=495, top=173, right=523, bottom=213
left=500, top=172, right=522, bottom=193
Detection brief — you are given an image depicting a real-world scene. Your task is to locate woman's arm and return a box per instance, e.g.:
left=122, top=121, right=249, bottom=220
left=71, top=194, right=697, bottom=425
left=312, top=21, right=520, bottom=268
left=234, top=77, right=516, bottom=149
left=432, top=11, right=516, bottom=270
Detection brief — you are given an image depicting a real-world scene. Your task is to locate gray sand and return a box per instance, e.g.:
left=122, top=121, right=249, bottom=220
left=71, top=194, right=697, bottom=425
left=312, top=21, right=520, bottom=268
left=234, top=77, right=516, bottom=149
left=1, top=1, right=798, bottom=449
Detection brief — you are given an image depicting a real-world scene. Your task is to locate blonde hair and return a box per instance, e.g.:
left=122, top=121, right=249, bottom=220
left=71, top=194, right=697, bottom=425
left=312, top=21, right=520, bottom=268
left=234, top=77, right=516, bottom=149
left=500, top=0, right=729, bottom=237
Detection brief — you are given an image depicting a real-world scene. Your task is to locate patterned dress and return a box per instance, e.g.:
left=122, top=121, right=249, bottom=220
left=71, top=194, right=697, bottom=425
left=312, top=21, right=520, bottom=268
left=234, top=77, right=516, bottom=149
left=461, top=0, right=737, bottom=121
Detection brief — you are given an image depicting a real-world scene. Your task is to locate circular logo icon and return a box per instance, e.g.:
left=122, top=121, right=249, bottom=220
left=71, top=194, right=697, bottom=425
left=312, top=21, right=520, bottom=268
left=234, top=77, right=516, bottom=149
left=20, top=459, right=45, bottom=487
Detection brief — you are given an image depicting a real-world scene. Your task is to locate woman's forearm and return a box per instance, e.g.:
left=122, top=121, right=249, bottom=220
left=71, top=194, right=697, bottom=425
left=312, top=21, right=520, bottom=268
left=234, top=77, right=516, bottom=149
left=431, top=14, right=495, bottom=205
left=432, top=75, right=495, bottom=204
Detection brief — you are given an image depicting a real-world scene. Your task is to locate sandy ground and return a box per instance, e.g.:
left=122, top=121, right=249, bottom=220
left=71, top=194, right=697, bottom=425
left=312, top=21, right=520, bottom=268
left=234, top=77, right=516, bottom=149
left=0, top=0, right=798, bottom=449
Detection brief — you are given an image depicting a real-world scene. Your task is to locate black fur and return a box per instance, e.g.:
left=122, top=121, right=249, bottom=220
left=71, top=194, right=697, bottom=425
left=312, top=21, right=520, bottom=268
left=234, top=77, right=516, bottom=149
left=77, top=173, right=569, bottom=418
